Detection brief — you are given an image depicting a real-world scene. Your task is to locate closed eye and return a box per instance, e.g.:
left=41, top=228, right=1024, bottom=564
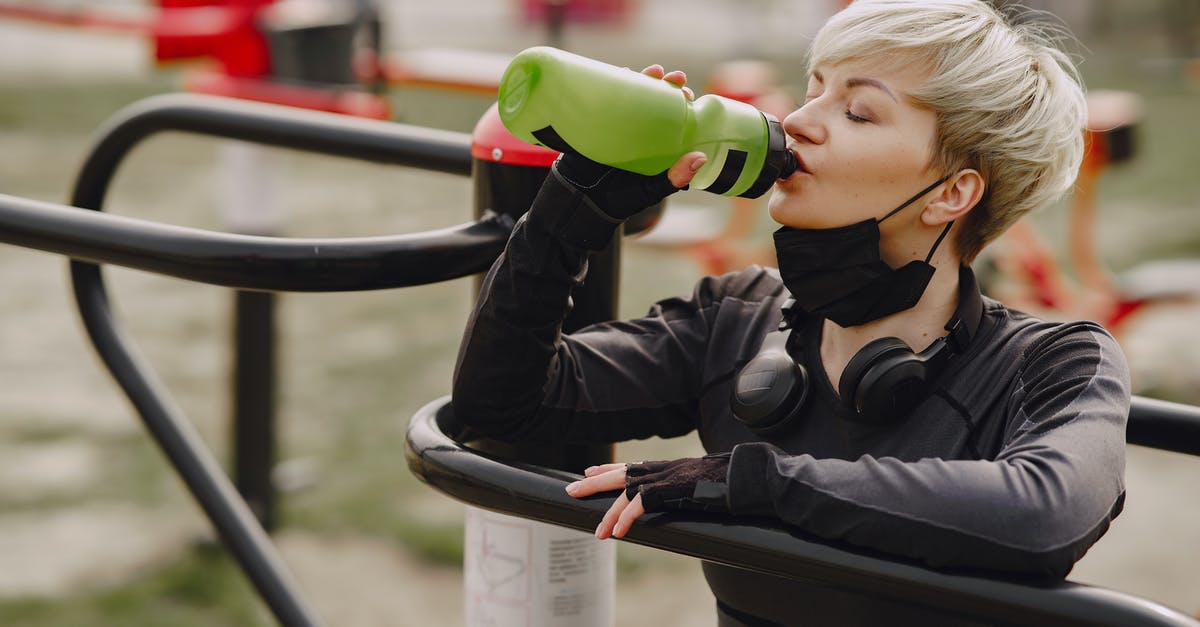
left=845, top=109, right=871, bottom=123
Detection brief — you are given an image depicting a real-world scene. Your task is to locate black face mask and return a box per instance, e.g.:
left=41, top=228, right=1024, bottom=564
left=774, top=177, right=952, bottom=327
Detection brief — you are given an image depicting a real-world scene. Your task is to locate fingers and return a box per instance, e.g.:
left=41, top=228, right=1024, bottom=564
left=662, top=70, right=687, bottom=88
left=668, top=151, right=708, bottom=188
left=595, top=492, right=645, bottom=539
left=641, top=65, right=693, bottom=101
left=641, top=64, right=663, bottom=79
left=564, top=461, right=648, bottom=540
left=595, top=492, right=627, bottom=539
left=565, top=464, right=626, bottom=498
left=612, top=493, right=645, bottom=538
left=584, top=462, right=625, bottom=477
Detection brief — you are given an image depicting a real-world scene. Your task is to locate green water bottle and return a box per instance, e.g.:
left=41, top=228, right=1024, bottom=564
left=497, top=46, right=797, bottom=199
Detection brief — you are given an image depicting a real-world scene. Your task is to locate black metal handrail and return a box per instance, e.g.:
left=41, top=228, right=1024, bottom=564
left=0, top=192, right=509, bottom=292
left=405, top=396, right=1200, bottom=627
left=45, top=93, right=497, bottom=627
left=73, top=94, right=473, bottom=205
left=1126, top=395, right=1200, bottom=456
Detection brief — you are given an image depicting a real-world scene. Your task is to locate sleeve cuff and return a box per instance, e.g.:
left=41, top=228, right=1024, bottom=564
left=727, top=441, right=785, bottom=517
left=525, top=168, right=622, bottom=252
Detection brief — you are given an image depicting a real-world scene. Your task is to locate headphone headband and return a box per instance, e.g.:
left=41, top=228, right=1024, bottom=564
left=732, top=265, right=984, bottom=431
left=924, top=264, right=983, bottom=364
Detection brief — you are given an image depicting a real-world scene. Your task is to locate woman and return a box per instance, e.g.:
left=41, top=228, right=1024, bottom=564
left=453, top=1, right=1130, bottom=624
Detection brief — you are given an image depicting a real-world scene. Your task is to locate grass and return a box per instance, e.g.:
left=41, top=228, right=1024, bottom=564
left=1, top=547, right=272, bottom=627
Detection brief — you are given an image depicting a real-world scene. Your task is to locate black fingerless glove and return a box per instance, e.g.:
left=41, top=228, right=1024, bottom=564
left=625, top=452, right=731, bottom=513
left=553, top=151, right=682, bottom=221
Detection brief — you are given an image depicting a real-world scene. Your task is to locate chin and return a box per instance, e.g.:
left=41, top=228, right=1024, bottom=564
left=766, top=195, right=799, bottom=228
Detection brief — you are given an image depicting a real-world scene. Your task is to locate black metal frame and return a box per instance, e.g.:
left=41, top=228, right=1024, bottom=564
left=405, top=395, right=1200, bottom=627
left=0, top=93, right=508, bottom=627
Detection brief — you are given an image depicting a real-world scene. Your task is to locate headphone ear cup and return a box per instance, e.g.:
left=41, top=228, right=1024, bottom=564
left=838, top=337, right=911, bottom=410
left=731, top=351, right=810, bottom=435
left=846, top=341, right=931, bottom=424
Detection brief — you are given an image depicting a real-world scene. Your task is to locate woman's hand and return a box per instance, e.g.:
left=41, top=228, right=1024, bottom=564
left=565, top=454, right=733, bottom=539
left=552, top=64, right=706, bottom=220
left=643, top=64, right=696, bottom=100
left=564, top=462, right=643, bottom=539
left=642, top=64, right=703, bottom=189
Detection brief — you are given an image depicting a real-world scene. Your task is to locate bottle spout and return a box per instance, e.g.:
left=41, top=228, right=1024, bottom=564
left=777, top=148, right=798, bottom=180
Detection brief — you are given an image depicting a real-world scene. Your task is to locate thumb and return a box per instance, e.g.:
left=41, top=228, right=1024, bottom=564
left=668, top=152, right=707, bottom=188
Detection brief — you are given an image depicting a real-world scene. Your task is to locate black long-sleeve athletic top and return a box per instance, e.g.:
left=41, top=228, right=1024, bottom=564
left=452, top=173, right=1131, bottom=626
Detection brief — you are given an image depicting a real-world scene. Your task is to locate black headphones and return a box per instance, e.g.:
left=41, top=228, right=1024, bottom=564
left=731, top=265, right=983, bottom=433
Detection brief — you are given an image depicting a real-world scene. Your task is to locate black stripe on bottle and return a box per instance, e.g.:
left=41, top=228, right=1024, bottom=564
left=704, top=149, right=747, bottom=195
left=531, top=126, right=574, bottom=154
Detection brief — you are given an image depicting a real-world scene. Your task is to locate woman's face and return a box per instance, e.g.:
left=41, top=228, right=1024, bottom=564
left=769, top=58, right=941, bottom=234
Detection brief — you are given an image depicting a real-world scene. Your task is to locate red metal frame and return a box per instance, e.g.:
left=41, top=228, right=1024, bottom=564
left=983, top=91, right=1200, bottom=337
left=0, top=0, right=392, bottom=117
left=151, top=1, right=275, bottom=78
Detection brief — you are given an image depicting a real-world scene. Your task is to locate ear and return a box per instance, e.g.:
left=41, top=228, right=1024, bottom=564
left=922, top=169, right=984, bottom=226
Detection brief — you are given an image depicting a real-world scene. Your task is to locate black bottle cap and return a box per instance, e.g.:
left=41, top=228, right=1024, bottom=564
left=739, top=112, right=796, bottom=199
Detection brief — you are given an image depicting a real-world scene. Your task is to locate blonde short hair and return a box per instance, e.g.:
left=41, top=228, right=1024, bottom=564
left=810, top=0, right=1087, bottom=262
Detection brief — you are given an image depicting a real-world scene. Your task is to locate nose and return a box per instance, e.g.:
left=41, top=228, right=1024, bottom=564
left=783, top=103, right=826, bottom=145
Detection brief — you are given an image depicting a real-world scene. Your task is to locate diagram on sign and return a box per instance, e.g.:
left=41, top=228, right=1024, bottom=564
left=479, top=520, right=529, bottom=596
left=466, top=509, right=533, bottom=603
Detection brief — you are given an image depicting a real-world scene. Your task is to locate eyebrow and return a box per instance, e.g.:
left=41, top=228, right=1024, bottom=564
left=812, top=71, right=898, bottom=102
left=846, top=78, right=897, bottom=102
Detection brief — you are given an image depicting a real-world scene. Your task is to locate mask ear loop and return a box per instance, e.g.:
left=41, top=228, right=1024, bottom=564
left=878, top=175, right=955, bottom=263
left=924, top=220, right=954, bottom=263
left=879, top=175, right=952, bottom=223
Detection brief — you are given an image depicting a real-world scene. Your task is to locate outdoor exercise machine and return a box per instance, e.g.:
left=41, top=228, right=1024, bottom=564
left=0, top=0, right=635, bottom=101
left=0, top=0, right=392, bottom=115
left=0, top=0, right=642, bottom=534
left=1, top=0, right=393, bottom=532
left=982, top=90, right=1200, bottom=337
left=2, top=93, right=1199, bottom=626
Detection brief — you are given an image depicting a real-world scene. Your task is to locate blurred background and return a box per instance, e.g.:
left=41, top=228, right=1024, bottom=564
left=0, top=0, right=1197, bottom=625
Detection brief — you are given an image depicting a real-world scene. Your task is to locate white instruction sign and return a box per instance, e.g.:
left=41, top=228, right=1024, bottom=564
left=464, top=506, right=615, bottom=627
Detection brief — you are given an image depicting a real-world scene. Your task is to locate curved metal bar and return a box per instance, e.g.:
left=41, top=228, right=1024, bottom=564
left=406, top=397, right=1200, bottom=627
left=1127, top=396, right=1200, bottom=457
left=73, top=94, right=472, bottom=211
left=59, top=94, right=484, bottom=627
left=0, top=192, right=509, bottom=291
left=73, top=267, right=324, bottom=627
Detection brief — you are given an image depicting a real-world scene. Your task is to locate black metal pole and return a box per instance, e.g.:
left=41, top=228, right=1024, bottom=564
left=53, top=94, right=488, bottom=627
left=70, top=262, right=323, bottom=627
left=233, top=290, right=278, bottom=531
left=545, top=0, right=567, bottom=50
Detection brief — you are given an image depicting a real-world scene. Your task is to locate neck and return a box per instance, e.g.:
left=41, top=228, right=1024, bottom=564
left=820, top=261, right=961, bottom=388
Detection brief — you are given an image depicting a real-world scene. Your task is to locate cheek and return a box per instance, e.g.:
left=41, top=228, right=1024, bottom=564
left=768, top=125, right=936, bottom=227
left=835, top=136, right=926, bottom=186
